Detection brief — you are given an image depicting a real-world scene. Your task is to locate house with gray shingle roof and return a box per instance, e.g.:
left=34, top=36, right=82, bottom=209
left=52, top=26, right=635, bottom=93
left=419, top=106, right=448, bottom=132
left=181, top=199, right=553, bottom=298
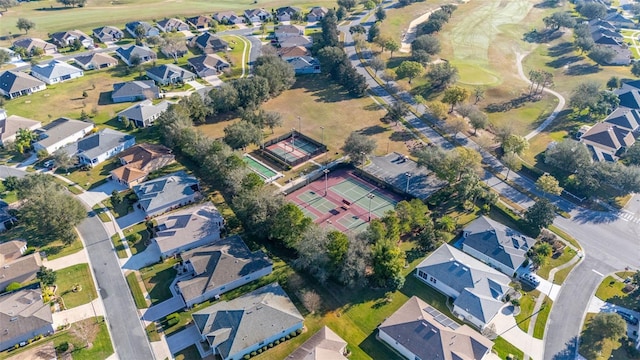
left=415, top=244, right=512, bottom=329
left=580, top=121, right=635, bottom=162
left=0, top=288, right=54, bottom=351
left=461, top=216, right=535, bottom=276
left=0, top=71, right=46, bottom=99
left=188, top=54, right=230, bottom=77
left=279, top=35, right=313, bottom=49
left=115, top=45, right=157, bottom=66
left=177, top=235, right=272, bottom=307
left=212, top=11, right=245, bottom=25
left=191, top=282, right=303, bottom=360
left=275, top=6, right=301, bottom=22
left=12, top=38, right=57, bottom=55
left=117, top=99, right=169, bottom=127
left=286, top=56, right=320, bottom=75
left=0, top=112, right=41, bottom=146
left=190, top=32, right=228, bottom=54
left=30, top=60, right=84, bottom=85
left=125, top=21, right=160, bottom=38
left=307, top=7, right=328, bottom=22
left=156, top=18, right=190, bottom=33
left=111, top=80, right=160, bottom=103
left=617, top=89, right=640, bottom=109
left=0, top=250, right=41, bottom=292
left=59, top=128, right=135, bottom=167
left=275, top=24, right=305, bottom=39
left=378, top=296, right=494, bottom=360
left=50, top=30, right=93, bottom=49
left=244, top=8, right=271, bottom=24
left=146, top=64, right=195, bottom=86
left=604, top=107, right=640, bottom=133
left=72, top=53, right=118, bottom=71
left=93, top=26, right=124, bottom=43
left=133, top=171, right=200, bottom=217
left=286, top=326, right=348, bottom=360
left=33, top=117, right=94, bottom=154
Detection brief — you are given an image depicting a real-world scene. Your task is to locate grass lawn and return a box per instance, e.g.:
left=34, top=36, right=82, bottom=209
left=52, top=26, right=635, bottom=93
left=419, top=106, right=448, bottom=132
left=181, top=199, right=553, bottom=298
left=0, top=224, right=84, bottom=260
left=103, top=194, right=135, bottom=219
left=123, top=222, right=152, bottom=255
left=533, top=296, right=552, bottom=339
left=537, top=247, right=577, bottom=281
left=174, top=345, right=201, bottom=360
left=145, top=323, right=161, bottom=342
left=55, top=263, right=98, bottom=309
left=111, top=233, right=128, bottom=259
left=579, top=313, right=625, bottom=360
left=595, top=276, right=640, bottom=311
left=51, top=176, right=85, bottom=195
left=0, top=181, right=18, bottom=204
left=515, top=290, right=539, bottom=333
left=140, top=258, right=178, bottom=305
left=92, top=204, right=111, bottom=223
left=125, top=271, right=148, bottom=309
left=548, top=225, right=582, bottom=251
left=378, top=0, right=453, bottom=41
left=493, top=336, right=525, bottom=360
left=553, top=263, right=577, bottom=285
left=63, top=159, right=120, bottom=190
left=219, top=35, right=248, bottom=79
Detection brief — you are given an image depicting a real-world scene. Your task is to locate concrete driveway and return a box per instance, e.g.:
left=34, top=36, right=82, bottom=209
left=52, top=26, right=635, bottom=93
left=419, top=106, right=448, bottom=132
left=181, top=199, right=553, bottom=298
left=142, top=296, right=185, bottom=321
left=186, top=80, right=205, bottom=91
left=203, top=75, right=223, bottom=87
left=78, top=181, right=127, bottom=207
left=166, top=325, right=201, bottom=355
left=490, top=305, right=544, bottom=360
left=115, top=206, right=147, bottom=230
left=122, top=242, right=161, bottom=270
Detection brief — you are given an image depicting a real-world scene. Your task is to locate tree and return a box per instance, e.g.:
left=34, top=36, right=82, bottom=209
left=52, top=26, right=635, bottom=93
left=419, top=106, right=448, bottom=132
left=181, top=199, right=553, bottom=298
left=181, top=93, right=210, bottom=124
left=367, top=22, right=380, bottom=42
left=545, top=139, right=592, bottom=173
left=441, top=86, right=469, bottom=112
left=209, top=84, right=239, bottom=114
left=502, top=152, right=521, bottom=180
left=570, top=81, right=602, bottom=112
left=336, top=6, right=347, bottom=21
left=371, top=239, right=406, bottom=289
left=337, top=0, right=356, bottom=11
left=380, top=69, right=396, bottom=84
left=223, top=121, right=262, bottom=150
left=427, top=62, right=458, bottom=88
left=16, top=18, right=35, bottom=34
left=535, top=242, right=553, bottom=258
left=577, top=2, right=607, bottom=20
left=375, top=6, right=386, bottom=21
left=160, top=35, right=187, bottom=63
left=263, top=111, right=283, bottom=134
left=428, top=101, right=448, bottom=120
left=364, top=0, right=376, bottom=10
left=230, top=76, right=270, bottom=110
left=543, top=11, right=576, bottom=30
left=269, top=203, right=312, bottom=248
left=0, top=49, right=10, bottom=65
left=632, top=61, right=640, bottom=77
left=37, top=266, right=57, bottom=286
left=395, top=61, right=423, bottom=83
left=502, top=134, right=529, bottom=156
left=14, top=128, right=37, bottom=154
left=574, top=35, right=594, bottom=54
left=411, top=34, right=440, bottom=55
left=326, top=231, right=349, bottom=270
left=587, top=313, right=627, bottom=342
left=606, top=76, right=621, bottom=90
left=473, top=86, right=485, bottom=104
left=134, top=24, right=147, bottom=41
left=301, top=291, right=322, bottom=314
left=589, top=46, right=616, bottom=65
left=536, top=174, right=563, bottom=195
left=110, top=189, right=123, bottom=205
left=52, top=149, right=75, bottom=170
left=446, top=117, right=467, bottom=138
left=369, top=56, right=385, bottom=76
left=342, top=131, right=377, bottom=165
left=0, top=0, right=17, bottom=12
left=384, top=101, right=408, bottom=125
left=414, top=145, right=481, bottom=183
left=253, top=55, right=296, bottom=97
left=525, top=198, right=556, bottom=231
left=385, top=39, right=400, bottom=58
left=468, top=110, right=488, bottom=135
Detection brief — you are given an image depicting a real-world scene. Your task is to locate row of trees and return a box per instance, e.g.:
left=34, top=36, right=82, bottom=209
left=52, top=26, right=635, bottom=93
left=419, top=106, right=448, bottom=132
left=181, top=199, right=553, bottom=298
left=416, top=5, right=457, bottom=36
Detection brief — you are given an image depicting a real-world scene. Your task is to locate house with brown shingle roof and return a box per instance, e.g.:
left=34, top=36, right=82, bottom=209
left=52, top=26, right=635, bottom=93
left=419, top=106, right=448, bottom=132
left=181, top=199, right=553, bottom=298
left=286, top=326, right=348, bottom=360
left=580, top=121, right=636, bottom=162
left=110, top=143, right=175, bottom=187
left=212, top=11, right=245, bottom=25
left=0, top=113, right=41, bottom=146
left=186, top=15, right=213, bottom=30
left=156, top=18, right=190, bottom=33
left=0, top=71, right=46, bottom=99
left=278, top=45, right=310, bottom=60
left=12, top=38, right=57, bottom=55
left=378, top=296, right=494, bottom=360
left=0, top=245, right=42, bottom=292
left=0, top=288, right=54, bottom=351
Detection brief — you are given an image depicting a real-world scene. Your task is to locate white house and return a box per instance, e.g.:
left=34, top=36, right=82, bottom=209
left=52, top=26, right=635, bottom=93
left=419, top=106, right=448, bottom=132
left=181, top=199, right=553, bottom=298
left=133, top=171, right=200, bottom=217
left=244, top=8, right=271, bottom=24
left=59, top=128, right=135, bottom=167
left=415, top=244, right=512, bottom=329
left=0, top=71, right=46, bottom=99
left=176, top=235, right=273, bottom=307
left=30, top=60, right=84, bottom=85
left=0, top=113, right=41, bottom=146
left=117, top=99, right=168, bottom=127
left=33, top=117, right=94, bottom=154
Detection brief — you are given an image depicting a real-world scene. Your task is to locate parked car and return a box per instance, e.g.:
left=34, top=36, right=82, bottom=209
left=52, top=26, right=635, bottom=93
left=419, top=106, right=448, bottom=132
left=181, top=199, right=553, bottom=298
left=616, top=310, right=639, bottom=325
left=519, top=272, right=540, bottom=286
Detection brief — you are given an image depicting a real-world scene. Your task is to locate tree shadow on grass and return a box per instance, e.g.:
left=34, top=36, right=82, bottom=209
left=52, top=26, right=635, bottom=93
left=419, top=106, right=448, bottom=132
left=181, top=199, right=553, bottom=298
left=523, top=29, right=563, bottom=43
left=360, top=125, right=389, bottom=136
left=548, top=42, right=576, bottom=57
left=546, top=55, right=584, bottom=68
left=97, top=92, right=113, bottom=106
left=364, top=103, right=385, bottom=111
left=565, top=63, right=601, bottom=76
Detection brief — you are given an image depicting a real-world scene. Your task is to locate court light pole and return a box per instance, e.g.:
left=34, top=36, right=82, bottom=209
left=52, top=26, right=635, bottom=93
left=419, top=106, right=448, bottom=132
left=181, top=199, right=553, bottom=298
left=405, top=172, right=411, bottom=193
left=298, top=116, right=301, bottom=132
left=291, top=128, right=295, bottom=150
left=367, top=193, right=375, bottom=221
left=323, top=169, right=330, bottom=196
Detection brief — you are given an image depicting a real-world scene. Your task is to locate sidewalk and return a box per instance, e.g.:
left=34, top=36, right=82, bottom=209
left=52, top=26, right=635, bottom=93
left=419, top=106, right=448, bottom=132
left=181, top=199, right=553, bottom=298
left=42, top=247, right=90, bottom=271
left=52, top=299, right=105, bottom=329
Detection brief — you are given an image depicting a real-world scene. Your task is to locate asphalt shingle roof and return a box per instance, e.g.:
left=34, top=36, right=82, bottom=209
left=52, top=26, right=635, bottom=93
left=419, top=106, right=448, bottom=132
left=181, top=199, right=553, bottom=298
left=117, top=99, right=168, bottom=124
left=35, top=117, right=94, bottom=150
left=112, top=80, right=159, bottom=100
left=133, top=171, right=199, bottom=214
left=0, top=288, right=53, bottom=349
left=60, top=128, right=133, bottom=160
left=30, top=60, right=82, bottom=81
left=604, top=107, right=640, bottom=132
left=146, top=64, right=195, bottom=82
left=0, top=71, right=45, bottom=95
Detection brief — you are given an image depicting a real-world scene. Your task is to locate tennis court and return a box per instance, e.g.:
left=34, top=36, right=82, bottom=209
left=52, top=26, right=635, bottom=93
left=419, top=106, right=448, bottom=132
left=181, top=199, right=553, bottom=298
left=243, top=154, right=283, bottom=183
left=331, top=178, right=398, bottom=218
left=263, top=131, right=325, bottom=167
left=298, top=191, right=335, bottom=214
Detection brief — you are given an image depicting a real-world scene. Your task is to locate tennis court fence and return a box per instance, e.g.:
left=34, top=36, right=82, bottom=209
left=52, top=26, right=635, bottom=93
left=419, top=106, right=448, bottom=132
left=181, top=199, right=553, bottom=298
left=262, top=130, right=327, bottom=168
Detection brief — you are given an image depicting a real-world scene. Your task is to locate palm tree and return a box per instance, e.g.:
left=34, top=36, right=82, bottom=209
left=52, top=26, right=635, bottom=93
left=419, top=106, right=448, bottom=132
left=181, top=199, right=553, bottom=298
left=14, top=128, right=38, bottom=154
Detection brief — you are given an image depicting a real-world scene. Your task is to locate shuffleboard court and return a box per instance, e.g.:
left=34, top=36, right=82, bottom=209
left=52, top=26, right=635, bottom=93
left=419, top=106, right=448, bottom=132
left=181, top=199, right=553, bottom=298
left=243, top=154, right=282, bottom=183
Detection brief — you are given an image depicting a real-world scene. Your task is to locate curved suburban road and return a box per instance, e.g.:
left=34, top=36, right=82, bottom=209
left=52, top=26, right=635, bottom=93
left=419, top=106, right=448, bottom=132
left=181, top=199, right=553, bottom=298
left=340, top=7, right=639, bottom=360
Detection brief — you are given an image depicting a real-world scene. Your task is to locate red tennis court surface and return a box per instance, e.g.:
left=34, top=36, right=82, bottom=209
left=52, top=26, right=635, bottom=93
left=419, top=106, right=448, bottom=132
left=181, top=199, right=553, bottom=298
left=285, top=169, right=402, bottom=233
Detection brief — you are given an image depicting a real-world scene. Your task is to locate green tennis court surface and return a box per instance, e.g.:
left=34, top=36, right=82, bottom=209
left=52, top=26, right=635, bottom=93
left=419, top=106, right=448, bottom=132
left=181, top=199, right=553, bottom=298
left=298, top=191, right=335, bottom=213
left=299, top=206, right=319, bottom=221
left=268, top=146, right=303, bottom=162
left=337, top=214, right=367, bottom=231
left=287, top=137, right=319, bottom=155
left=243, top=155, right=277, bottom=179
left=331, top=178, right=397, bottom=217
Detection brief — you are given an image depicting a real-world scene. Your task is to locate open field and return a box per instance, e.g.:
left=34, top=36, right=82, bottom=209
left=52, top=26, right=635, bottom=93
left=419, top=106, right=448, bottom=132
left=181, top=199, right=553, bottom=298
left=197, top=75, right=411, bottom=160
left=56, top=263, right=99, bottom=309
left=378, top=0, right=452, bottom=42
left=0, top=0, right=337, bottom=46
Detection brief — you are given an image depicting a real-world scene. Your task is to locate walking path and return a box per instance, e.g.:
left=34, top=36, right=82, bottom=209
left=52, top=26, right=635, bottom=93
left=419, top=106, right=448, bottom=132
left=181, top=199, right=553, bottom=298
left=42, top=247, right=91, bottom=271
left=52, top=299, right=105, bottom=329
left=399, top=9, right=437, bottom=53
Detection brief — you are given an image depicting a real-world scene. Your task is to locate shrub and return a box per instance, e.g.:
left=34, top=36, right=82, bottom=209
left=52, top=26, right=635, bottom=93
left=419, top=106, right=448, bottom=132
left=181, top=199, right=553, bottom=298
left=286, top=335, right=291, bottom=340
left=250, top=351, right=257, bottom=356
left=290, top=331, right=297, bottom=337
left=268, top=342, right=274, bottom=348
left=275, top=340, right=280, bottom=345
left=280, top=337, right=286, bottom=342
left=296, top=328, right=302, bottom=335
left=5, top=282, right=22, bottom=292
left=262, top=346, right=267, bottom=351
left=243, top=355, right=250, bottom=360
left=257, top=349, right=262, bottom=354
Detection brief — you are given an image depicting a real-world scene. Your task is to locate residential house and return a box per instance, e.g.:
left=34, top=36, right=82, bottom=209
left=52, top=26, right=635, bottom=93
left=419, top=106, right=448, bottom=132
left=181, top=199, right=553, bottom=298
left=286, top=56, right=320, bottom=75
left=190, top=32, right=229, bottom=54
left=159, top=42, right=188, bottom=59
left=186, top=15, right=212, bottom=30
left=0, top=206, right=16, bottom=233
left=156, top=18, right=190, bottom=33
left=92, top=26, right=124, bottom=44
left=59, top=128, right=135, bottom=167
left=133, top=171, right=200, bottom=217
left=580, top=121, right=635, bottom=161
left=111, top=80, right=160, bottom=103
left=275, top=6, right=301, bottom=22
left=461, top=216, right=535, bottom=276
left=620, top=79, right=640, bottom=92
left=244, top=8, right=272, bottom=24
left=274, top=24, right=305, bottom=40
left=0, top=288, right=54, bottom=351
left=588, top=19, right=632, bottom=65
left=0, top=113, right=41, bottom=146
left=125, top=21, right=160, bottom=38
left=188, top=54, right=230, bottom=77
left=0, top=240, right=41, bottom=292
left=278, top=45, right=310, bottom=60
left=212, top=11, right=245, bottom=25
left=617, top=89, right=640, bottom=109
left=0, top=71, right=46, bottom=99
left=30, top=60, right=84, bottom=85
left=151, top=202, right=224, bottom=257
left=0, top=48, right=21, bottom=63
left=191, top=283, right=303, bottom=360
left=110, top=143, right=175, bottom=187
left=604, top=10, right=637, bottom=29
left=50, top=30, right=94, bottom=49
left=12, top=38, right=57, bottom=55
left=378, top=296, right=494, bottom=360
left=72, top=53, right=119, bottom=71
left=286, top=326, right=348, bottom=360
left=146, top=64, right=195, bottom=85
left=279, top=35, right=312, bottom=49
left=603, top=107, right=640, bottom=133
left=177, top=235, right=273, bottom=307
left=114, top=45, right=157, bottom=66
left=415, top=244, right=513, bottom=329
left=307, top=7, right=328, bottom=22
left=117, top=99, right=169, bottom=128
left=32, top=117, right=94, bottom=154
